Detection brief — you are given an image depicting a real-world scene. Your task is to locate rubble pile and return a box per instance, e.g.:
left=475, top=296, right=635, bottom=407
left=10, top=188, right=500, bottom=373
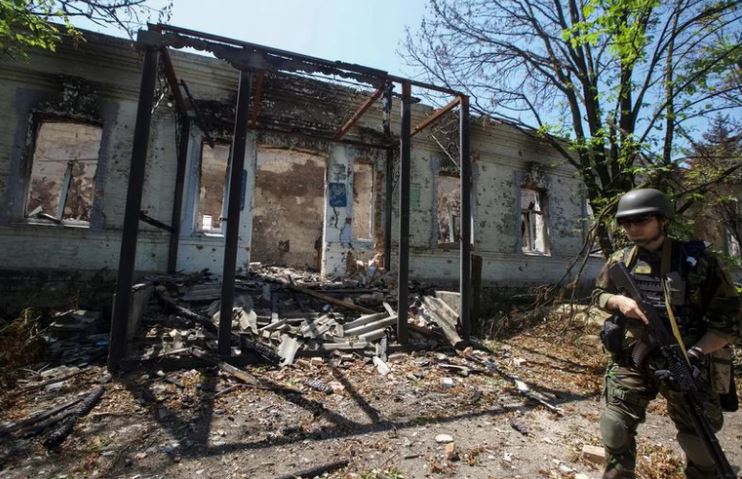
left=46, top=309, right=109, bottom=366
left=133, top=265, right=467, bottom=368
left=0, top=264, right=569, bottom=468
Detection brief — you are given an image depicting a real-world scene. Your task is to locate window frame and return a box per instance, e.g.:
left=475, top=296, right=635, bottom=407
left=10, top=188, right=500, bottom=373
left=436, top=172, right=462, bottom=248
left=351, top=160, right=376, bottom=243
left=23, top=116, right=103, bottom=227
left=519, top=185, right=550, bottom=255
left=195, top=140, right=232, bottom=237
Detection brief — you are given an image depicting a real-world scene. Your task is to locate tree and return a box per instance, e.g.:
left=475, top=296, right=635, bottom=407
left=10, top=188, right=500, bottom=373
left=684, top=114, right=742, bottom=261
left=0, top=0, right=172, bottom=59
left=403, top=0, right=742, bottom=256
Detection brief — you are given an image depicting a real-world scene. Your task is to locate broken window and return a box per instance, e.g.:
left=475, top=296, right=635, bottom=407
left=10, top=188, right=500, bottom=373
left=352, top=162, right=374, bottom=241
left=25, top=120, right=101, bottom=224
left=252, top=148, right=327, bottom=268
left=521, top=187, right=549, bottom=254
left=437, top=175, right=461, bottom=244
left=198, top=142, right=230, bottom=233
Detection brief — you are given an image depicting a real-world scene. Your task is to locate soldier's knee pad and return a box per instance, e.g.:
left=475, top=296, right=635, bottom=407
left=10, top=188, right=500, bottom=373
left=600, top=408, right=631, bottom=451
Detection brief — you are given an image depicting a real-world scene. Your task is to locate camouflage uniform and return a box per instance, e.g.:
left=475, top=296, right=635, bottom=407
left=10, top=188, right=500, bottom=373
left=592, top=238, right=741, bottom=479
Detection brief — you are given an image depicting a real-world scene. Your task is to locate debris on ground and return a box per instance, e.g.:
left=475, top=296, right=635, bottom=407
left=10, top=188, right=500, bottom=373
left=1, top=267, right=739, bottom=479
left=133, top=265, right=479, bottom=369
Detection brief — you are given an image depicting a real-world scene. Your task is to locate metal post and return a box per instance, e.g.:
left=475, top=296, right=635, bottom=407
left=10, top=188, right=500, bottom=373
left=168, top=117, right=190, bottom=273
left=108, top=44, right=160, bottom=372
left=397, top=81, right=411, bottom=345
left=218, top=71, right=251, bottom=357
left=382, top=81, right=394, bottom=271
left=459, top=96, right=472, bottom=342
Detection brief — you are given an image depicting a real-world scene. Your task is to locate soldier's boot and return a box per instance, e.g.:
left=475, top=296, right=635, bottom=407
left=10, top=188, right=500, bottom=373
left=600, top=408, right=637, bottom=479
left=677, top=431, right=718, bottom=479
left=602, top=445, right=636, bottom=479
left=684, top=461, right=717, bottom=479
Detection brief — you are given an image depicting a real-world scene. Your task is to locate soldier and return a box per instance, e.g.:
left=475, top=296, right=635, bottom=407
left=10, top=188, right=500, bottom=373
left=592, top=188, right=741, bottom=479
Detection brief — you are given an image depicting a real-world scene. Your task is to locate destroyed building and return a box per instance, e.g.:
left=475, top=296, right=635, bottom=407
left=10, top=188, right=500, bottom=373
left=3, top=26, right=742, bottom=479
left=0, top=27, right=601, bottom=324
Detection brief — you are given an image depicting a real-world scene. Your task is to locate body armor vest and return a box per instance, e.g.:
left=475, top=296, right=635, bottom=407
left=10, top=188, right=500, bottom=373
left=626, top=241, right=705, bottom=341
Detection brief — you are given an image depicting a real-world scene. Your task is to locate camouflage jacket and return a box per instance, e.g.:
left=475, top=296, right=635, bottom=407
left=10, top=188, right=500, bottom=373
left=592, top=238, right=742, bottom=344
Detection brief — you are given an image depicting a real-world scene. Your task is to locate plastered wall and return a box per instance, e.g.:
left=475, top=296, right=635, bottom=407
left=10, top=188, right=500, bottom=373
left=251, top=147, right=326, bottom=269
left=0, top=30, right=602, bottom=289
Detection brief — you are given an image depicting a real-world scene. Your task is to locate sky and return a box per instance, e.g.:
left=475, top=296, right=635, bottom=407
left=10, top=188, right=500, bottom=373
left=80, top=0, right=430, bottom=79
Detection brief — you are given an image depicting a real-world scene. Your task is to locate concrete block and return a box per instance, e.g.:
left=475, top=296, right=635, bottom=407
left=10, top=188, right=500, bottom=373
left=581, top=445, right=605, bottom=465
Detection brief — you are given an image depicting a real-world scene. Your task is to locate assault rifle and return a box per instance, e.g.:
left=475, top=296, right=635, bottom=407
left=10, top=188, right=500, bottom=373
left=608, top=262, right=735, bottom=479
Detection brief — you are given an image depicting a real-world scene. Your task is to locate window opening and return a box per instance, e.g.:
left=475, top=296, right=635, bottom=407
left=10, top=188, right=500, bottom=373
left=436, top=175, right=461, bottom=245
left=25, top=121, right=101, bottom=225
left=352, top=162, right=374, bottom=241
left=521, top=187, right=548, bottom=253
left=198, top=142, right=230, bottom=234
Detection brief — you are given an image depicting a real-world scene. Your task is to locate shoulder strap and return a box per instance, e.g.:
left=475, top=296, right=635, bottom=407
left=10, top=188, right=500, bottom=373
left=622, top=245, right=639, bottom=268
left=660, top=238, right=672, bottom=276
left=659, top=238, right=690, bottom=364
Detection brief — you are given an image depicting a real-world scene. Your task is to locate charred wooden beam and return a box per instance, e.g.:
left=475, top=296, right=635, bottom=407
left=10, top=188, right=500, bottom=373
left=157, top=25, right=382, bottom=83
left=0, top=396, right=84, bottom=437
left=180, top=79, right=215, bottom=148
left=410, top=97, right=460, bottom=137
left=250, top=71, right=265, bottom=128
left=154, top=25, right=464, bottom=96
left=139, top=210, right=173, bottom=232
left=275, top=459, right=350, bottom=479
left=156, top=289, right=217, bottom=334
left=287, top=284, right=375, bottom=314
left=334, top=86, right=384, bottom=140
left=42, top=385, right=105, bottom=449
left=159, top=48, right=188, bottom=115
left=252, top=123, right=391, bottom=150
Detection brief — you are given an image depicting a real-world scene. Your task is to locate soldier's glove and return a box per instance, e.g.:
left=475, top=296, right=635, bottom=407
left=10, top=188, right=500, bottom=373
left=654, top=369, right=673, bottom=383
left=600, top=315, right=626, bottom=354
left=654, top=363, right=697, bottom=393
left=686, top=346, right=706, bottom=381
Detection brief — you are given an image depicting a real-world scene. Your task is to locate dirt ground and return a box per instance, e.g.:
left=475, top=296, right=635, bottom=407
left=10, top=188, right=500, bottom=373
left=1, top=320, right=740, bottom=479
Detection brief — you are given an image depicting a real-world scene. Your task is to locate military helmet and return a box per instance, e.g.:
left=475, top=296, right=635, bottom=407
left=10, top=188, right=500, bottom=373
left=615, top=188, right=674, bottom=219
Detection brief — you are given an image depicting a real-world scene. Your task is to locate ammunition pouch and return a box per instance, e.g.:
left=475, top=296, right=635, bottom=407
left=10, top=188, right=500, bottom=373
left=601, top=315, right=626, bottom=355
left=719, top=375, right=738, bottom=412
left=710, top=346, right=738, bottom=412
left=630, top=333, right=656, bottom=369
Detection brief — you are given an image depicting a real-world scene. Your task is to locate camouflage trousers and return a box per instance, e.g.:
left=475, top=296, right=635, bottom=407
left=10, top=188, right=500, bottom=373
left=599, top=360, right=724, bottom=479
